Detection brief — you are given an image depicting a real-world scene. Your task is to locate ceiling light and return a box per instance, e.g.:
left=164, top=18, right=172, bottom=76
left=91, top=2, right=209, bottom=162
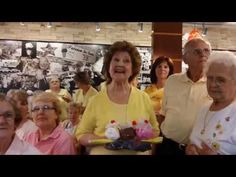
left=202, top=23, right=208, bottom=36
left=96, top=23, right=100, bottom=32
left=47, top=22, right=52, bottom=28
left=138, top=22, right=143, bottom=33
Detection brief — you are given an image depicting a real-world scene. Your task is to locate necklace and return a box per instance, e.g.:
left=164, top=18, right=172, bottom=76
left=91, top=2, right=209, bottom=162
left=200, top=109, right=215, bottom=135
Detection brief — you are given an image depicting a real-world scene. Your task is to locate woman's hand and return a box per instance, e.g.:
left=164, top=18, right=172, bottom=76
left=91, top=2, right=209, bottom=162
left=186, top=143, right=218, bottom=155
left=79, top=133, right=106, bottom=146
left=62, top=95, right=71, bottom=103
left=197, top=142, right=218, bottom=155
left=185, top=144, right=199, bottom=155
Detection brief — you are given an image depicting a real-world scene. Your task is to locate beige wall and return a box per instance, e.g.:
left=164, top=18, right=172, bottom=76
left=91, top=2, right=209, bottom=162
left=0, top=22, right=235, bottom=51
left=0, top=22, right=152, bottom=46
left=183, top=26, right=236, bottom=51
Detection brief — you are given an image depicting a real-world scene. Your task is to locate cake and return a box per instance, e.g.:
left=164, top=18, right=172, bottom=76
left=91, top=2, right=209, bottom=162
left=119, top=127, right=136, bottom=140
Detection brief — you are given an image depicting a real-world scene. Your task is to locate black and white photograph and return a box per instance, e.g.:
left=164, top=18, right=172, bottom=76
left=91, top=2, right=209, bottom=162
left=0, top=40, right=110, bottom=94
left=0, top=39, right=152, bottom=93
left=21, top=41, right=37, bottom=58
left=136, top=46, right=152, bottom=90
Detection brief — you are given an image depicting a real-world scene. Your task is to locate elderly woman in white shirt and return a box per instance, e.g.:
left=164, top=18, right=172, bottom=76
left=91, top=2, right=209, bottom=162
left=186, top=51, right=236, bottom=155
left=46, top=76, right=72, bottom=121
left=0, top=93, right=41, bottom=155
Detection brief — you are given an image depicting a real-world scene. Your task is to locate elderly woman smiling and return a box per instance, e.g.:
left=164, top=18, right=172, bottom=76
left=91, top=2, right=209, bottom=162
left=186, top=51, right=236, bottom=155
left=0, top=93, right=41, bottom=155
left=75, top=41, right=159, bottom=155
left=24, top=92, right=76, bottom=155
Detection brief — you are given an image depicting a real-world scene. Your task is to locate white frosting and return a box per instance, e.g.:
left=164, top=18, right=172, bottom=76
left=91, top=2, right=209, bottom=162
left=105, top=127, right=120, bottom=140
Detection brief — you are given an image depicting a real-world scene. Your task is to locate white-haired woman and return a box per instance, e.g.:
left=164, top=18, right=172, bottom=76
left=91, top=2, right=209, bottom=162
left=186, top=51, right=236, bottom=155
left=46, top=76, right=72, bottom=121
left=24, top=92, right=76, bottom=155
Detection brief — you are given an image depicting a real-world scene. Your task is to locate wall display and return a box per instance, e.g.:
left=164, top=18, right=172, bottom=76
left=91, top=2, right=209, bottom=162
left=137, top=47, right=152, bottom=90
left=0, top=40, right=152, bottom=93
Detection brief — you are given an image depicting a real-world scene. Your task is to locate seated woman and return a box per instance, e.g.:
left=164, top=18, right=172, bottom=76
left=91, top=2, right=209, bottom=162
left=75, top=41, right=159, bottom=155
left=73, top=71, right=98, bottom=114
left=62, top=102, right=81, bottom=135
left=24, top=92, right=76, bottom=155
left=62, top=102, right=82, bottom=154
left=46, top=76, right=72, bottom=121
left=0, top=93, right=41, bottom=155
left=186, top=51, right=236, bottom=155
left=11, top=90, right=37, bottom=140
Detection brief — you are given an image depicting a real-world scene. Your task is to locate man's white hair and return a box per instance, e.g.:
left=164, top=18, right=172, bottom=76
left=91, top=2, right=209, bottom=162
left=183, top=38, right=211, bottom=55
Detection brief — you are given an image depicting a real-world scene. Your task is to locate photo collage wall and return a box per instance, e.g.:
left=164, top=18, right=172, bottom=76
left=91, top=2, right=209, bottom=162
left=0, top=40, right=152, bottom=94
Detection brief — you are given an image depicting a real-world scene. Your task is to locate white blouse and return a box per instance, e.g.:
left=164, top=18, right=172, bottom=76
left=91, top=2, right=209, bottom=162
left=5, top=135, right=41, bottom=155
left=190, top=101, right=236, bottom=155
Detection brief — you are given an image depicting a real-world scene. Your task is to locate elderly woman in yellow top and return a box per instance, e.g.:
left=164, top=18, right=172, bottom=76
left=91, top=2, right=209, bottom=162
left=46, top=76, right=72, bottom=121
left=144, top=56, right=174, bottom=119
left=186, top=51, right=236, bottom=155
left=75, top=41, right=159, bottom=155
left=73, top=71, right=98, bottom=114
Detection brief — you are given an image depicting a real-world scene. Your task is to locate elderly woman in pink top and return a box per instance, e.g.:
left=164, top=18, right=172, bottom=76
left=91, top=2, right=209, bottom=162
left=24, top=92, right=76, bottom=155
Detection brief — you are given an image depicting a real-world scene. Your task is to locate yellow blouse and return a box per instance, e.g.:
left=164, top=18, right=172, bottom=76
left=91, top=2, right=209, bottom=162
left=75, top=86, right=159, bottom=155
left=144, top=84, right=164, bottom=114
left=73, top=86, right=98, bottom=107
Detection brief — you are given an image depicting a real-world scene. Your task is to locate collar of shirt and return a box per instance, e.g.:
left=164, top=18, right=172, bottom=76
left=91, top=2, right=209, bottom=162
left=181, top=72, right=206, bottom=83
left=35, top=124, right=63, bottom=142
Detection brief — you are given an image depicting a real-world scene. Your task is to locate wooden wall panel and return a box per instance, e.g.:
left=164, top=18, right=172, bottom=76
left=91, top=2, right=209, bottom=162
left=152, top=22, right=182, bottom=73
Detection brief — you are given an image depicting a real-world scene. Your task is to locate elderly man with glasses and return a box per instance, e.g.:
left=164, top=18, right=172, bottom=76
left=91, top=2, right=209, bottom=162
left=155, top=38, right=213, bottom=155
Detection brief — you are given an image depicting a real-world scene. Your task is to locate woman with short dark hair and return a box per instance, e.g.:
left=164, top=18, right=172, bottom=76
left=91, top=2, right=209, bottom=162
left=73, top=71, right=98, bottom=114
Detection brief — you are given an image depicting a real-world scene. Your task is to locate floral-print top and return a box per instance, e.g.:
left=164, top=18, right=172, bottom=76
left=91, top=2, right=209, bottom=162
left=190, top=101, right=236, bottom=155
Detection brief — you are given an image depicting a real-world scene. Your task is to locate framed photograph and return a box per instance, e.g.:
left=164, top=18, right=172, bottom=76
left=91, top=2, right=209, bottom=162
left=0, top=39, right=152, bottom=93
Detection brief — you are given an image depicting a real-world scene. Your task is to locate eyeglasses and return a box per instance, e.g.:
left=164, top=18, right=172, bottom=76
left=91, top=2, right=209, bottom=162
left=50, top=81, right=59, bottom=84
left=0, top=112, right=15, bottom=121
left=192, top=48, right=211, bottom=56
left=31, top=105, right=55, bottom=113
left=207, top=76, right=233, bottom=86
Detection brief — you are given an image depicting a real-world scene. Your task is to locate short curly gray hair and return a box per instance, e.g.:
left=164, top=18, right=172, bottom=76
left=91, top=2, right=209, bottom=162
left=204, top=51, right=236, bottom=80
